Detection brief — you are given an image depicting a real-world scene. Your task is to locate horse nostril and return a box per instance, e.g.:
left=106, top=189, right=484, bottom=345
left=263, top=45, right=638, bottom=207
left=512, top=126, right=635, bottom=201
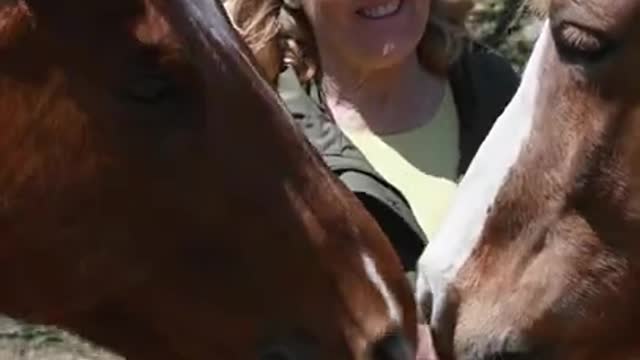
left=369, top=331, right=412, bottom=360
left=415, top=273, right=435, bottom=325
left=418, top=290, right=433, bottom=324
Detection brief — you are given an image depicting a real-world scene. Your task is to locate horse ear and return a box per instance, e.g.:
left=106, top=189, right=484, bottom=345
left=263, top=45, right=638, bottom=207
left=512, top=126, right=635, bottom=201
left=0, top=0, right=34, bottom=48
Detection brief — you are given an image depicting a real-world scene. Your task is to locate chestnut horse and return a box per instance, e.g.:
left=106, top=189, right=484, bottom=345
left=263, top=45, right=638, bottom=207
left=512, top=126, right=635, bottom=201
left=416, top=0, right=640, bottom=359
left=0, top=0, right=418, bottom=359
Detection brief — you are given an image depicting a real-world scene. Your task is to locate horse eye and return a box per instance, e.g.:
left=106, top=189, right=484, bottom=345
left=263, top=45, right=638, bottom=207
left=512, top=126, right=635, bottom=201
left=124, top=74, right=176, bottom=104
left=553, top=22, right=616, bottom=64
left=260, top=347, right=296, bottom=360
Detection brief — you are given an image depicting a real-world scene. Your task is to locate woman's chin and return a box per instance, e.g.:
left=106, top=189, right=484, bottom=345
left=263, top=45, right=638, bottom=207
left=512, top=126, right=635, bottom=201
left=351, top=42, right=419, bottom=70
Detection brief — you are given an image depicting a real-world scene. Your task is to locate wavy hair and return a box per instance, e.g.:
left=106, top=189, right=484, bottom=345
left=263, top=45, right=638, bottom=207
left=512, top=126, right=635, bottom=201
left=225, top=0, right=473, bottom=85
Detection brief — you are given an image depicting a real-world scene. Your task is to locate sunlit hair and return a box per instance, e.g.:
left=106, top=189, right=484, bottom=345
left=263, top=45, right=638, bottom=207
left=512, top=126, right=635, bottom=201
left=528, top=0, right=551, bottom=16
left=225, top=0, right=473, bottom=85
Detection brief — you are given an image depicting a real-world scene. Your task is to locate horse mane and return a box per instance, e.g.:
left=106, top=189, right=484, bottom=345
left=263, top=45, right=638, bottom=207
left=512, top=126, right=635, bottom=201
left=0, top=0, right=32, bottom=48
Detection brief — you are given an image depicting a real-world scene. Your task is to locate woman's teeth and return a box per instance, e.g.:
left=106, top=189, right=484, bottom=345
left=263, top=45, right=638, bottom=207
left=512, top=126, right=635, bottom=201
left=358, top=1, right=401, bottom=19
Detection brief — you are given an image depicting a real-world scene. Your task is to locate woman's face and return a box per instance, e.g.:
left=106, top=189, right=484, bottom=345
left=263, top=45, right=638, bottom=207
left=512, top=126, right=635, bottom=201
left=299, top=0, right=431, bottom=72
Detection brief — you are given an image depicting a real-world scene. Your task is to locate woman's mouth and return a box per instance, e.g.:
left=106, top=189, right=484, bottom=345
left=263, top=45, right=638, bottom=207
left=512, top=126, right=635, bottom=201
left=356, top=0, right=403, bottom=19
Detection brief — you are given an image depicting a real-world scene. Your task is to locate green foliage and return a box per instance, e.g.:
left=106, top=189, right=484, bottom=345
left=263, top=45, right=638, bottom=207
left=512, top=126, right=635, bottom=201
left=467, top=0, right=542, bottom=72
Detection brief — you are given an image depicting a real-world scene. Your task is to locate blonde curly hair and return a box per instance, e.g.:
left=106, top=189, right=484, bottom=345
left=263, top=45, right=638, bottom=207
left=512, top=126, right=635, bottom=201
left=224, top=0, right=473, bottom=85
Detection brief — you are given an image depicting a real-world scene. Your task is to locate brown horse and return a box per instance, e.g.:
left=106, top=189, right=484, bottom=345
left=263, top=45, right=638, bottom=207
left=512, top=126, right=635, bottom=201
left=0, top=0, right=419, bottom=359
left=415, top=0, right=640, bottom=359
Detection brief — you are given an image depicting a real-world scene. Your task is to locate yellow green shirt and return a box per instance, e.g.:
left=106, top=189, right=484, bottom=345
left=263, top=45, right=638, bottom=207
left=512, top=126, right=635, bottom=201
left=338, top=83, right=460, bottom=241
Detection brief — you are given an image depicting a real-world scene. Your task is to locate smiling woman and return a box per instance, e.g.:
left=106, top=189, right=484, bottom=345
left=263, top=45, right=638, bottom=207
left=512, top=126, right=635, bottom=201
left=356, top=1, right=402, bottom=19
left=226, top=0, right=520, bottom=282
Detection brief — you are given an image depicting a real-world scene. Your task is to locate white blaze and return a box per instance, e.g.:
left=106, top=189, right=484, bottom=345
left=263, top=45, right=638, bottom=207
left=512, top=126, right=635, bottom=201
left=415, top=21, right=552, bottom=310
left=362, top=253, right=403, bottom=325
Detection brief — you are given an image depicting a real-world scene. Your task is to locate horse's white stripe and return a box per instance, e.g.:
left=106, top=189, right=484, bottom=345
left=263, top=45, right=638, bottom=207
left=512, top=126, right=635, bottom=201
left=362, top=253, right=403, bottom=325
left=415, top=21, right=552, bottom=310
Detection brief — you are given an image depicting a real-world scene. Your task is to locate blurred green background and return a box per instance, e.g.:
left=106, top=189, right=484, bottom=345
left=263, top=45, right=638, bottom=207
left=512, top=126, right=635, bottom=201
left=467, top=0, right=542, bottom=72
